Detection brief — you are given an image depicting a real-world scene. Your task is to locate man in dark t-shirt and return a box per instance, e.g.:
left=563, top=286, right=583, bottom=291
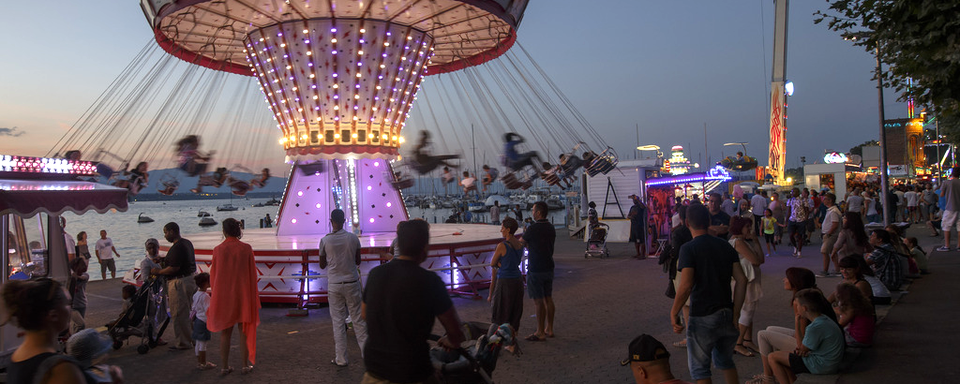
left=521, top=201, right=556, bottom=342
left=628, top=194, right=647, bottom=259
left=362, top=220, right=464, bottom=383
left=152, top=222, right=197, bottom=350
left=670, top=204, right=747, bottom=383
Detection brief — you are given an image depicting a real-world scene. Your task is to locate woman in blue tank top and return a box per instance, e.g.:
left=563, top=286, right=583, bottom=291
left=489, top=217, right=525, bottom=334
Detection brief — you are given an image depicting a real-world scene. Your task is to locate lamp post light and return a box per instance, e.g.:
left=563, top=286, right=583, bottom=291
left=844, top=31, right=889, bottom=227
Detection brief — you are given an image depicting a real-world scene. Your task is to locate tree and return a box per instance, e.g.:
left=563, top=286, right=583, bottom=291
left=815, top=1, right=960, bottom=117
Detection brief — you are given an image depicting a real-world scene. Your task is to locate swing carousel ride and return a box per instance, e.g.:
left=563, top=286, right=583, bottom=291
left=48, top=0, right=619, bottom=304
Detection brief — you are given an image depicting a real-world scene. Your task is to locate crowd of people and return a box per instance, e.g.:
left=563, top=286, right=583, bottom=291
left=648, top=169, right=956, bottom=384
left=7, top=167, right=955, bottom=383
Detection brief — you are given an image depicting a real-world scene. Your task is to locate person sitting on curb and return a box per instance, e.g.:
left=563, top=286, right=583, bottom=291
left=832, top=283, right=875, bottom=348
left=747, top=267, right=818, bottom=384
left=621, top=334, right=692, bottom=384
left=865, top=230, right=904, bottom=292
left=768, top=289, right=845, bottom=384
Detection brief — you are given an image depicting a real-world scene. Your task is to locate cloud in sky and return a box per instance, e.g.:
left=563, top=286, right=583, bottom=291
left=0, top=127, right=25, bottom=137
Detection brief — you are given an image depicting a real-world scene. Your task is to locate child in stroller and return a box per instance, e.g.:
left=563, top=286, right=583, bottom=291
left=430, top=322, right=519, bottom=384
left=107, top=279, right=170, bottom=354
left=585, top=222, right=610, bottom=258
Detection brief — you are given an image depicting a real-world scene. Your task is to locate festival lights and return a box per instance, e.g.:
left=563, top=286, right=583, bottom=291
left=246, top=19, right=434, bottom=159
left=0, top=154, right=98, bottom=176
left=645, top=165, right=732, bottom=187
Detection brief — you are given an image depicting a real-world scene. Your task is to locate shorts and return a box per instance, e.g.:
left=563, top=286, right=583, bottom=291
left=192, top=318, right=211, bottom=341
left=629, top=223, right=645, bottom=244
left=764, top=233, right=775, bottom=243
left=942, top=210, right=960, bottom=231
left=789, top=353, right=811, bottom=374
left=820, top=233, right=838, bottom=254
left=526, top=271, right=554, bottom=299
left=686, top=308, right=738, bottom=380
left=100, top=258, right=116, bottom=275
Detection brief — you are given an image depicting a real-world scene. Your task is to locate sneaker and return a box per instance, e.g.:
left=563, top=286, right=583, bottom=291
left=936, top=246, right=951, bottom=252
left=816, top=270, right=830, bottom=277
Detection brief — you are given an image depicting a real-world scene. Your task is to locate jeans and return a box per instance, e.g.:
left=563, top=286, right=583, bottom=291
left=686, top=308, right=738, bottom=380
left=328, top=280, right=368, bottom=365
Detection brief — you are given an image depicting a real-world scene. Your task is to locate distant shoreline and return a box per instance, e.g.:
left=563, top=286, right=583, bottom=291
left=132, top=191, right=281, bottom=202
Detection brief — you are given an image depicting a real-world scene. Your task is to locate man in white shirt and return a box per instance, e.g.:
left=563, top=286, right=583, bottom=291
left=819, top=194, right=842, bottom=276
left=95, top=230, right=120, bottom=280
left=904, top=186, right=920, bottom=223
left=490, top=201, right=501, bottom=225
left=845, top=189, right=864, bottom=215
left=318, top=209, right=368, bottom=367
left=939, top=168, right=960, bottom=251
left=750, top=191, right=768, bottom=236
left=893, top=187, right=906, bottom=221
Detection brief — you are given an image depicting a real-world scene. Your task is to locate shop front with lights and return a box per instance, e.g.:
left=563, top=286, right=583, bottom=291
left=643, top=165, right=732, bottom=239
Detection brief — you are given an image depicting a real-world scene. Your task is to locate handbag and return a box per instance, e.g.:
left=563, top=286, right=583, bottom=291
left=665, top=279, right=676, bottom=299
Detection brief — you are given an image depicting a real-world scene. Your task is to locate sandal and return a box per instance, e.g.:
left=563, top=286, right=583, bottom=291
left=744, top=374, right=775, bottom=384
left=197, top=362, right=217, bottom=370
left=241, top=365, right=254, bottom=375
left=734, top=343, right=755, bottom=357
left=672, top=340, right=686, bottom=348
left=524, top=334, right=546, bottom=342
left=219, top=367, right=234, bottom=376
left=742, top=339, right=759, bottom=353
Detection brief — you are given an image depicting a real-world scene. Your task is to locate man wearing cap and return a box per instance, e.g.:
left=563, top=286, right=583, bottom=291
left=670, top=204, right=746, bottom=384
left=622, top=334, right=691, bottom=384
left=628, top=194, right=648, bottom=259
left=319, top=209, right=368, bottom=367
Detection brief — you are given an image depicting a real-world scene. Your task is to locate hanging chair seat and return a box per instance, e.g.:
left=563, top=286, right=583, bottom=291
left=501, top=172, right=526, bottom=190
left=392, top=177, right=415, bottom=190
left=560, top=156, right=584, bottom=175
left=541, top=172, right=562, bottom=187
left=586, top=148, right=619, bottom=176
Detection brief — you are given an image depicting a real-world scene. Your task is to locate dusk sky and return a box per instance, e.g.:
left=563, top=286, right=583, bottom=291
left=0, top=1, right=907, bottom=170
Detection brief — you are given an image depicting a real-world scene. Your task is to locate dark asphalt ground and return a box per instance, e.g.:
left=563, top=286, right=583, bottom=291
left=79, top=223, right=956, bottom=383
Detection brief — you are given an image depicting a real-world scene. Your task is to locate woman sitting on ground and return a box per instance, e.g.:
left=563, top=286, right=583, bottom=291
left=828, top=256, right=874, bottom=305
left=904, top=237, right=930, bottom=275
left=768, top=289, right=845, bottom=384
left=832, top=283, right=875, bottom=347
left=729, top=217, right=765, bottom=358
left=829, top=212, right=872, bottom=275
left=747, top=267, right=819, bottom=384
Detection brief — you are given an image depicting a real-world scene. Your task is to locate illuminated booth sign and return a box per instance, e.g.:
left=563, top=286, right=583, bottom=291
left=823, top=152, right=848, bottom=164
left=645, top=165, right=732, bottom=187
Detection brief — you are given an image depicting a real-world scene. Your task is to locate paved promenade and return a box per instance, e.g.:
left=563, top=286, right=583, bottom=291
left=80, top=223, right=956, bottom=383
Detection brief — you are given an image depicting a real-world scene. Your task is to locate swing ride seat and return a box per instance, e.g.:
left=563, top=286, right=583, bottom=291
left=586, top=148, right=619, bottom=177
left=541, top=172, right=562, bottom=187
left=392, top=178, right=415, bottom=190
left=500, top=172, right=526, bottom=190
left=157, top=187, right=177, bottom=196
left=560, top=156, right=584, bottom=175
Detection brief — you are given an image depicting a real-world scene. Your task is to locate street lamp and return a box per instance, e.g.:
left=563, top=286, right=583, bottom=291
left=844, top=31, right=889, bottom=227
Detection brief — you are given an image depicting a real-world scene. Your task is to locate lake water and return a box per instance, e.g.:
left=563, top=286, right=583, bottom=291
left=63, top=198, right=571, bottom=281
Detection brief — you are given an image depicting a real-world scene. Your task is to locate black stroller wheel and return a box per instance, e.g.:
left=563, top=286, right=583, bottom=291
left=137, top=344, right=150, bottom=354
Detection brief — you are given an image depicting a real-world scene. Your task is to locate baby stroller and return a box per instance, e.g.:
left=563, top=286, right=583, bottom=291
left=585, top=222, right=610, bottom=258
left=430, top=322, right=519, bottom=384
left=107, top=278, right=170, bottom=354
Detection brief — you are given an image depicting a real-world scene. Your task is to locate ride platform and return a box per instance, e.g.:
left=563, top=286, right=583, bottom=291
left=163, top=224, right=506, bottom=306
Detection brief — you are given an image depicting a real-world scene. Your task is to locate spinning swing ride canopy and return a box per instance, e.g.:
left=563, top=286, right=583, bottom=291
left=141, top=0, right=529, bottom=162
